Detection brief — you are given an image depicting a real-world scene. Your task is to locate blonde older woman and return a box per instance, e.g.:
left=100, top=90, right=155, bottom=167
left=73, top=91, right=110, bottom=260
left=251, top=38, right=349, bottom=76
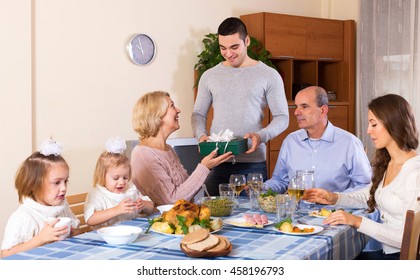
left=131, top=91, right=233, bottom=206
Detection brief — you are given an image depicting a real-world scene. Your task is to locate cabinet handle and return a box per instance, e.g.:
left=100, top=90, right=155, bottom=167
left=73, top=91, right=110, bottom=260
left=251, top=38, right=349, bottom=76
left=319, top=57, right=334, bottom=60
left=328, top=105, right=337, bottom=108
left=288, top=105, right=297, bottom=109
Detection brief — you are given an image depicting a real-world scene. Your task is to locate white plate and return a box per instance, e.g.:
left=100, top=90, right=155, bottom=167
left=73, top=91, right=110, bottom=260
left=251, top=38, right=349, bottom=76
left=149, top=227, right=222, bottom=237
left=308, top=210, right=328, bottom=219
left=224, top=217, right=273, bottom=228
left=274, top=224, right=324, bottom=235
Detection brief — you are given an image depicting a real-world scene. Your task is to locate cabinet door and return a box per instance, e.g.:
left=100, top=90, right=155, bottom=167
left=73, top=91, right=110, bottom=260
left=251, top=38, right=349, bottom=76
left=327, top=105, right=349, bottom=131
left=306, top=18, right=344, bottom=59
left=264, top=13, right=306, bottom=58
left=267, top=106, right=297, bottom=177
left=269, top=106, right=298, bottom=151
left=269, top=150, right=280, bottom=178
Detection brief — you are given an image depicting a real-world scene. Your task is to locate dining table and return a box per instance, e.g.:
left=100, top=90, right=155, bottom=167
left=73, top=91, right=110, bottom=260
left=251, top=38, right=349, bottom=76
left=2, top=199, right=369, bottom=260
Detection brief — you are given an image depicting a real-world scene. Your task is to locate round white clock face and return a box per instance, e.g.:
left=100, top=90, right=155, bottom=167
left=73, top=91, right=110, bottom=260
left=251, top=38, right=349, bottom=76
left=126, top=34, right=156, bottom=65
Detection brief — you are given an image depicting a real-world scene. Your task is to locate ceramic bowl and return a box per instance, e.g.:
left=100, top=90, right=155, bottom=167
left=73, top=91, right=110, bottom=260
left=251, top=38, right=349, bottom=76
left=97, top=225, right=142, bottom=245
left=156, top=204, right=174, bottom=214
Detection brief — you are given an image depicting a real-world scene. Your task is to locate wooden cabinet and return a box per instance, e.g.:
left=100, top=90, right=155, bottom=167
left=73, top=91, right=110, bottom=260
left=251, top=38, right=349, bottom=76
left=240, top=12, right=356, bottom=177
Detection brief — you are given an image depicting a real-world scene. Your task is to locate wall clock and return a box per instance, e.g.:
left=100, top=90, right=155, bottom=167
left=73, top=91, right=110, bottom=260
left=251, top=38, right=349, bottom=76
left=126, top=34, right=156, bottom=65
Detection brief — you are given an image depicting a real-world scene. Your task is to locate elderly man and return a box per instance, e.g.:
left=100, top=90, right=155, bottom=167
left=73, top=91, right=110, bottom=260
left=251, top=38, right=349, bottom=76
left=264, top=86, right=372, bottom=193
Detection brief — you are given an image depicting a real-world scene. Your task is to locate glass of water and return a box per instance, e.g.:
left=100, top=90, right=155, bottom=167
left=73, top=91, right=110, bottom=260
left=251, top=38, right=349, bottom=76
left=219, top=183, right=234, bottom=198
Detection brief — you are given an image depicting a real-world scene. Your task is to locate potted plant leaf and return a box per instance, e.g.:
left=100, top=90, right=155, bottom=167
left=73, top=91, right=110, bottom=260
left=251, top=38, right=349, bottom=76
left=194, top=33, right=276, bottom=88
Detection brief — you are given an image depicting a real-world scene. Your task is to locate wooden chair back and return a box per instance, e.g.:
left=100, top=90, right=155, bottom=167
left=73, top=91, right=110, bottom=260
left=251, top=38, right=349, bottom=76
left=67, top=192, right=91, bottom=235
left=400, top=197, right=420, bottom=260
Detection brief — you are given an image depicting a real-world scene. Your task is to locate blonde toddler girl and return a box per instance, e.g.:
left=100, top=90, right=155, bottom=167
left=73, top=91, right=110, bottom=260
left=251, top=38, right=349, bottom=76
left=84, top=137, right=155, bottom=230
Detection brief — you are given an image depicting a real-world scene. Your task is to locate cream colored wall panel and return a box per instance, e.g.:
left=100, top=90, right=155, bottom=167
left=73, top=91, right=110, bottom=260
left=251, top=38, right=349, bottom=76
left=0, top=0, right=32, bottom=244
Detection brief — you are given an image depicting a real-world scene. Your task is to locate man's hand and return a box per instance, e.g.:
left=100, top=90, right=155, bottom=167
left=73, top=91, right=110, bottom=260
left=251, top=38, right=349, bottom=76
left=244, top=132, right=261, bottom=153
left=199, top=135, right=209, bottom=143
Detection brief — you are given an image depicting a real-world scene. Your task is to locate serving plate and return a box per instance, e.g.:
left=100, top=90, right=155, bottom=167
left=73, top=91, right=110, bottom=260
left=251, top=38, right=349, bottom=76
left=308, top=210, right=328, bottom=219
left=273, top=224, right=323, bottom=235
left=223, top=217, right=273, bottom=228
left=150, top=226, right=222, bottom=237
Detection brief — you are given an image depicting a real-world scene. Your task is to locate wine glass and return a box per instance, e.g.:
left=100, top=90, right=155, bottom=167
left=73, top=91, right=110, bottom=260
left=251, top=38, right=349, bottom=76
left=296, top=170, right=315, bottom=212
left=229, top=174, right=246, bottom=207
left=246, top=173, right=263, bottom=209
left=287, top=176, right=305, bottom=214
left=246, top=173, right=263, bottom=192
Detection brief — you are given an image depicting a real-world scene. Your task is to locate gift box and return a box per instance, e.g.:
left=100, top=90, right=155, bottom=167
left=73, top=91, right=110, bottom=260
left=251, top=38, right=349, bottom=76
left=198, top=138, right=248, bottom=156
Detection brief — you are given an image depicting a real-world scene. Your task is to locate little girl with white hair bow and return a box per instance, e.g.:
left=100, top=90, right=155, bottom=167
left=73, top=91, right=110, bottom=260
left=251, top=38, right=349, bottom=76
left=1, top=139, right=79, bottom=258
left=84, top=137, right=155, bottom=230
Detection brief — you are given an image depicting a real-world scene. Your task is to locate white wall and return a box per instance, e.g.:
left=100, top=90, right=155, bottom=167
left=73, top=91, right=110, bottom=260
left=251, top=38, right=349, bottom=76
left=0, top=0, right=358, bottom=243
left=0, top=0, right=33, bottom=245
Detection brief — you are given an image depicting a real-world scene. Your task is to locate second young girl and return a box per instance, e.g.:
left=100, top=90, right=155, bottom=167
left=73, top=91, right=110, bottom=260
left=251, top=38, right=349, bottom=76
left=84, top=137, right=155, bottom=230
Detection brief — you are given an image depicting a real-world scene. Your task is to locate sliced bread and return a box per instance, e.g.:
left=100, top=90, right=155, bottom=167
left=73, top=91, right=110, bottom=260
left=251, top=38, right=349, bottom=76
left=206, top=235, right=228, bottom=252
left=186, top=234, right=219, bottom=252
left=180, top=227, right=209, bottom=245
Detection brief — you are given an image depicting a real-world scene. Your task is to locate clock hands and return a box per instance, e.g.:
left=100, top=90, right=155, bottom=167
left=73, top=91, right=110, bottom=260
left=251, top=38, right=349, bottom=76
left=136, top=37, right=145, bottom=61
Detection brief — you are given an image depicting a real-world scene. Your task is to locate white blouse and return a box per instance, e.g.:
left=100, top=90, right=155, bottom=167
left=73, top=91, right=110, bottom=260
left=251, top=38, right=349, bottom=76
left=1, top=197, right=79, bottom=250
left=84, top=183, right=151, bottom=230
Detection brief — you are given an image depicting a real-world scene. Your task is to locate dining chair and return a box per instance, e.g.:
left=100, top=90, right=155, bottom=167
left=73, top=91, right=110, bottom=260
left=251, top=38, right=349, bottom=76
left=400, top=197, right=420, bottom=260
left=66, top=192, right=91, bottom=235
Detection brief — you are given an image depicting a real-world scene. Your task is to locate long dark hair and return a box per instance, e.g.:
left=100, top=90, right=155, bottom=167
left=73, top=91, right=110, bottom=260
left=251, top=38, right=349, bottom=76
left=367, top=94, right=418, bottom=212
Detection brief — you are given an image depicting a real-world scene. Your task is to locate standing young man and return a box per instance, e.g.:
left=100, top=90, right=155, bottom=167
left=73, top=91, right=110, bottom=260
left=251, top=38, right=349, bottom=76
left=192, top=17, right=289, bottom=196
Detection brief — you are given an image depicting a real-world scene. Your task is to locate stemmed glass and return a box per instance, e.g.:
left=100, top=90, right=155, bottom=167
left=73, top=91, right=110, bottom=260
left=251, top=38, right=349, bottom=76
left=296, top=170, right=315, bottom=211
left=247, top=173, right=263, bottom=209
left=246, top=173, right=263, bottom=192
left=229, top=174, right=246, bottom=207
left=287, top=176, right=305, bottom=214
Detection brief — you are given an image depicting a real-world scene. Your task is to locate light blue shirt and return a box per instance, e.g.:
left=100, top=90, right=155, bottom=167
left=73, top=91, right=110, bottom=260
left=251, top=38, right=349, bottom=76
left=264, top=122, right=372, bottom=193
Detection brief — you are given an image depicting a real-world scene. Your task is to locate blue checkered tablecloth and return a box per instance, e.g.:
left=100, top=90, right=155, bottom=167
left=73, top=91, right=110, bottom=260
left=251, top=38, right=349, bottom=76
left=3, top=203, right=368, bottom=260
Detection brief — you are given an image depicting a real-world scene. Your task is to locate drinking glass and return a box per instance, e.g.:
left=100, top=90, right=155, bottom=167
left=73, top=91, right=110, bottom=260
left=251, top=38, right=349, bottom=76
left=287, top=176, right=305, bottom=214
left=249, top=189, right=260, bottom=210
left=124, top=189, right=139, bottom=202
left=276, top=194, right=294, bottom=222
left=219, top=183, right=234, bottom=199
left=247, top=173, right=263, bottom=192
left=229, top=174, right=246, bottom=207
left=296, top=170, right=315, bottom=211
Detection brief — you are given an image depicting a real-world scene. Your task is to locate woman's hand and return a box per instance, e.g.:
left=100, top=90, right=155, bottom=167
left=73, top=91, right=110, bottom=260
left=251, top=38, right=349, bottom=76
left=302, top=188, right=338, bottom=205
left=201, top=150, right=233, bottom=169
left=323, top=211, right=362, bottom=228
